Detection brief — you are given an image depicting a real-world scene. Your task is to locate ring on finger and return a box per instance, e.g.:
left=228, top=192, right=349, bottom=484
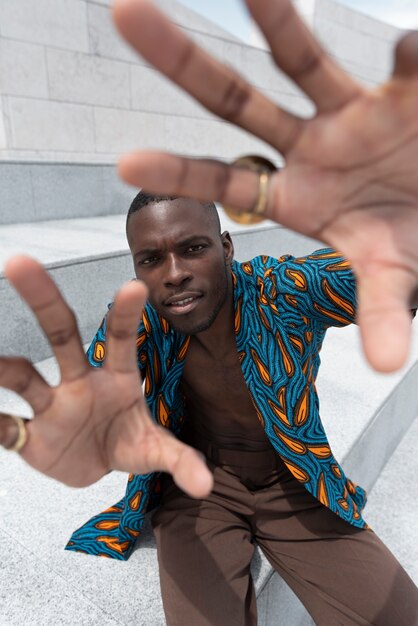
left=4, top=415, right=29, bottom=453
left=222, top=155, right=277, bottom=225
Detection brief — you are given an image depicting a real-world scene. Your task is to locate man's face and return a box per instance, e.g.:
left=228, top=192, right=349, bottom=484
left=127, top=198, right=234, bottom=335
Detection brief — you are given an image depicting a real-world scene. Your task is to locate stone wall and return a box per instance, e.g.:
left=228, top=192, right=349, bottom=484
left=0, top=0, right=278, bottom=163
left=314, top=0, right=402, bottom=85
left=0, top=0, right=404, bottom=164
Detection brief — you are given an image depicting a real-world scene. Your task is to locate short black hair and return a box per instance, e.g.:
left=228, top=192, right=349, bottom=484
left=126, top=190, right=220, bottom=232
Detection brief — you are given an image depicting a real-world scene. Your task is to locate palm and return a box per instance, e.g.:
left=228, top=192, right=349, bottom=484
left=1, top=257, right=212, bottom=497
left=113, top=0, right=418, bottom=371
left=277, top=88, right=418, bottom=368
left=22, top=369, right=141, bottom=485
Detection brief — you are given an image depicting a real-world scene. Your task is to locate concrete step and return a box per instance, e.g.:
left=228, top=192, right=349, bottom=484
left=0, top=214, right=128, bottom=269
left=364, top=411, right=418, bottom=584
left=0, top=324, right=417, bottom=625
left=0, top=161, right=131, bottom=225
left=0, top=214, right=134, bottom=363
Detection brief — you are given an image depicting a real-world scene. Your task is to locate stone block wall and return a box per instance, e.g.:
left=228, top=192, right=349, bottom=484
left=0, top=0, right=404, bottom=164
left=0, top=0, right=278, bottom=163
left=314, top=0, right=402, bottom=85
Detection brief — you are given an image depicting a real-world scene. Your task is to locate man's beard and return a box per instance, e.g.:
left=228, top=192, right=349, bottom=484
left=169, top=266, right=230, bottom=335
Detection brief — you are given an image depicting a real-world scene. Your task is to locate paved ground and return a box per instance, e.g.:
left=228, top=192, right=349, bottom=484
left=365, top=411, right=418, bottom=584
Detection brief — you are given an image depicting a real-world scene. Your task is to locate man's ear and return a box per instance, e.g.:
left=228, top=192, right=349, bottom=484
left=221, top=231, right=234, bottom=265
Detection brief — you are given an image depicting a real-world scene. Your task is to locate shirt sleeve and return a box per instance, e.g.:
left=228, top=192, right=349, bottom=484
left=272, top=248, right=357, bottom=328
left=86, top=303, right=148, bottom=377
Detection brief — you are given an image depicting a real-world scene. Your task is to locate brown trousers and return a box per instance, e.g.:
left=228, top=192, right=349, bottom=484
left=152, top=436, right=418, bottom=626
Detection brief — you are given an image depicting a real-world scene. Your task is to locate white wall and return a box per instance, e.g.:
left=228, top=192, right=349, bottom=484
left=0, top=0, right=404, bottom=163
left=314, top=0, right=402, bottom=85
left=0, top=0, right=278, bottom=163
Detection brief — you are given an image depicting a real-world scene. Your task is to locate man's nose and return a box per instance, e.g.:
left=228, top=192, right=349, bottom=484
left=164, top=254, right=192, bottom=286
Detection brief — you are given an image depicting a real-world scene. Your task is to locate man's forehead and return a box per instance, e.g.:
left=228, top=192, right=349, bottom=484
left=129, top=198, right=216, bottom=230
left=127, top=198, right=218, bottom=245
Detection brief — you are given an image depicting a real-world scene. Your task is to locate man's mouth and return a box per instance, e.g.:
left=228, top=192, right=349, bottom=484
left=164, top=293, right=203, bottom=315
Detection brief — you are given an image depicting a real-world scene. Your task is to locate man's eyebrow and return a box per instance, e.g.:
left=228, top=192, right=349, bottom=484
left=133, top=247, right=160, bottom=258
left=133, top=235, right=213, bottom=258
left=177, top=235, right=212, bottom=247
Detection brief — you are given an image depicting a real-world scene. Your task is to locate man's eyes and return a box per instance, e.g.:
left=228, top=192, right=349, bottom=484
left=138, top=245, right=206, bottom=266
left=139, top=256, right=158, bottom=266
left=186, top=244, right=206, bottom=253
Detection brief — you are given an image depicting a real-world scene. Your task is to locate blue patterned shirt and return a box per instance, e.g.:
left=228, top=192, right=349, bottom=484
left=66, top=249, right=368, bottom=560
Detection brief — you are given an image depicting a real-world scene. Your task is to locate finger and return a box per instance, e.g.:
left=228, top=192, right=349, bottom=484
left=0, top=414, right=29, bottom=450
left=4, top=256, right=88, bottom=382
left=393, top=31, right=418, bottom=78
left=355, top=266, right=416, bottom=372
left=106, top=279, right=148, bottom=373
left=119, top=151, right=277, bottom=217
left=246, top=0, right=363, bottom=112
left=0, top=357, right=52, bottom=414
left=113, top=0, right=303, bottom=154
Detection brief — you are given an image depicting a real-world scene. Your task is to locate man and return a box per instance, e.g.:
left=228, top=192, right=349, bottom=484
left=2, top=191, right=417, bottom=625
left=2, top=0, right=418, bottom=622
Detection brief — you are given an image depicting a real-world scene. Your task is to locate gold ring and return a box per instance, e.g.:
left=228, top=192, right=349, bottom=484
left=253, top=170, right=271, bottom=216
left=222, top=155, right=277, bottom=225
left=5, top=415, right=29, bottom=453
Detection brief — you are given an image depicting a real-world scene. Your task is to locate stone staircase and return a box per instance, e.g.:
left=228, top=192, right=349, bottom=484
left=0, top=160, right=417, bottom=625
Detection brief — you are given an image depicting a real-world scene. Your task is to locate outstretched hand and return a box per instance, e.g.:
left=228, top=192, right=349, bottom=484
left=113, top=0, right=418, bottom=372
left=0, top=256, right=213, bottom=497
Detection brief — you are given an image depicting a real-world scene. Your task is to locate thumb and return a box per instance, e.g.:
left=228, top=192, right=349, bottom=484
left=160, top=433, right=214, bottom=498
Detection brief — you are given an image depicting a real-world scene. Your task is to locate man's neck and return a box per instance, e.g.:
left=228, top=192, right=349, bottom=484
left=192, top=287, right=235, bottom=357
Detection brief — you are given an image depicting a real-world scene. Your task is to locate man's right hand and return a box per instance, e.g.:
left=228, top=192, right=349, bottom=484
left=0, top=256, right=213, bottom=497
left=113, top=0, right=418, bottom=373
